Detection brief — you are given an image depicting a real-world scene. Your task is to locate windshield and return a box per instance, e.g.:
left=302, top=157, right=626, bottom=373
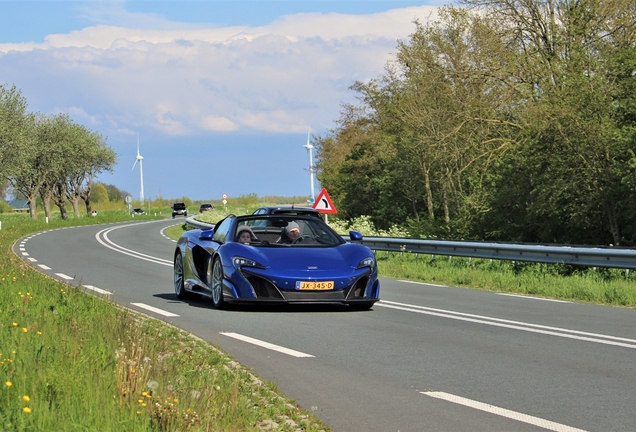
left=234, top=216, right=343, bottom=247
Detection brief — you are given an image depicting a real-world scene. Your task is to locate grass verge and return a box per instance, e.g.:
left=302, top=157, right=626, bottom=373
left=0, top=210, right=328, bottom=431
left=377, top=252, right=636, bottom=307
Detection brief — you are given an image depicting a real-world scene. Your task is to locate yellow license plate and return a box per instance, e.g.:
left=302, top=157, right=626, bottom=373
left=296, top=281, right=334, bottom=290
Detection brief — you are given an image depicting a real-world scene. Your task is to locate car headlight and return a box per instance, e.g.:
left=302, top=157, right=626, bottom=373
left=356, top=257, right=375, bottom=271
left=233, top=256, right=265, bottom=270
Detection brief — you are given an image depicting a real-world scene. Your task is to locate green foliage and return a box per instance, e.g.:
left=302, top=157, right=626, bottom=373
left=0, top=201, right=12, bottom=214
left=317, top=1, right=636, bottom=246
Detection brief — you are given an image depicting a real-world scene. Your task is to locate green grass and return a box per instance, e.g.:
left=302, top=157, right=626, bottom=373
left=376, top=253, right=636, bottom=307
left=0, top=210, right=328, bottom=431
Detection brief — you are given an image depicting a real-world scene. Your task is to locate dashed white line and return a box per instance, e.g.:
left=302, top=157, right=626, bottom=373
left=21, top=252, right=29, bottom=256
left=220, top=332, right=314, bottom=358
left=55, top=273, right=74, bottom=280
left=421, top=392, right=587, bottom=432
left=131, top=303, right=179, bottom=317
left=38, top=264, right=51, bottom=270
left=27, top=257, right=37, bottom=262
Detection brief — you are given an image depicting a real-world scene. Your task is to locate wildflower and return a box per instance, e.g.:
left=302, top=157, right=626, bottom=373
left=12, top=322, right=17, bottom=327
left=136, top=411, right=141, bottom=415
left=138, top=399, right=144, bottom=404
left=23, top=407, right=31, bottom=414
left=22, top=328, right=28, bottom=333
left=147, top=380, right=159, bottom=391
left=21, top=395, right=30, bottom=402
left=5, top=381, right=12, bottom=387
left=37, top=331, right=42, bottom=335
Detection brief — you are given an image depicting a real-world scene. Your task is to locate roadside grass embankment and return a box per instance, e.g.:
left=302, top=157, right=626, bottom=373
left=376, top=253, right=636, bottom=308
left=0, top=210, right=328, bottom=431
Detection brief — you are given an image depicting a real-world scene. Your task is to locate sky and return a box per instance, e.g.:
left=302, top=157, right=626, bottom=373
left=0, top=0, right=443, bottom=202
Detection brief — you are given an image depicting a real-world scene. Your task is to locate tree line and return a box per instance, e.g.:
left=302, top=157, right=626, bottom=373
left=315, top=0, right=636, bottom=245
left=0, top=84, right=117, bottom=219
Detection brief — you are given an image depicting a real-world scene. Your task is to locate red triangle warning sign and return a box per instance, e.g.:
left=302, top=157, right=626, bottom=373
left=312, top=188, right=338, bottom=214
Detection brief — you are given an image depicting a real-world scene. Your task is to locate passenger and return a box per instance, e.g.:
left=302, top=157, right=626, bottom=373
left=278, top=221, right=302, bottom=244
left=236, top=226, right=256, bottom=244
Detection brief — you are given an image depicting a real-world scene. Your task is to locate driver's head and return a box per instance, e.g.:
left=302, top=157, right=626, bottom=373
left=285, top=222, right=301, bottom=240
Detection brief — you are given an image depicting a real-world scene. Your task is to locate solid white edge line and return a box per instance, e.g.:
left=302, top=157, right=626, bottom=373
left=497, top=293, right=572, bottom=303
left=220, top=332, right=315, bottom=358
left=421, top=392, right=588, bottom=432
left=131, top=303, right=179, bottom=317
left=83, top=285, right=113, bottom=295
left=376, top=302, right=636, bottom=349
left=398, top=280, right=447, bottom=287
left=378, top=300, right=636, bottom=345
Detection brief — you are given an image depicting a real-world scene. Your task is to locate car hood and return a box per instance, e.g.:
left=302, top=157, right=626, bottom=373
left=236, top=243, right=371, bottom=274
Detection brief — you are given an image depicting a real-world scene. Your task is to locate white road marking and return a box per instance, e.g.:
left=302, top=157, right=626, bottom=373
left=377, top=300, right=636, bottom=349
left=220, top=332, right=315, bottom=358
left=19, top=247, right=25, bottom=251
left=21, top=252, right=29, bottom=256
left=38, top=264, right=51, bottom=270
left=83, top=285, right=112, bottom=295
left=55, top=273, right=74, bottom=280
left=95, top=223, right=173, bottom=266
left=497, top=293, right=572, bottom=303
left=27, top=257, right=37, bottom=262
left=398, top=280, right=447, bottom=287
left=131, top=303, right=179, bottom=317
left=421, top=392, right=587, bottom=432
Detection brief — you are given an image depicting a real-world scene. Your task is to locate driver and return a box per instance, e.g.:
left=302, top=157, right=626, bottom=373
left=279, top=221, right=301, bottom=244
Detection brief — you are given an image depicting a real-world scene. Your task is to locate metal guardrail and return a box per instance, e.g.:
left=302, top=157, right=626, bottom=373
left=185, top=217, right=636, bottom=270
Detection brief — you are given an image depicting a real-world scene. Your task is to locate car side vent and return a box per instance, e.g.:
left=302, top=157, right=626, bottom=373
left=349, top=276, right=369, bottom=299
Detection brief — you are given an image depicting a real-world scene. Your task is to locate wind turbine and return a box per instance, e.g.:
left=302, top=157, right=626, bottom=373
left=131, top=134, right=145, bottom=204
left=303, top=127, right=315, bottom=202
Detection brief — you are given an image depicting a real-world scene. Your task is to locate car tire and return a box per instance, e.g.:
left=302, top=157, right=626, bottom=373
left=174, top=252, right=189, bottom=299
left=208, top=257, right=225, bottom=309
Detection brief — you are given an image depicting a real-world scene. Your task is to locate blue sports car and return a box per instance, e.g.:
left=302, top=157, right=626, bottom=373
left=173, top=214, right=380, bottom=310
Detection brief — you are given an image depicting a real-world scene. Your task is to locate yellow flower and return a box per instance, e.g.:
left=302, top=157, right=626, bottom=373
left=12, top=322, right=18, bottom=327
left=23, top=407, right=31, bottom=414
left=141, top=403, right=147, bottom=407
left=136, top=411, right=141, bottom=415
left=138, top=399, right=144, bottom=404
left=22, top=395, right=30, bottom=402
left=22, top=328, right=28, bottom=333
left=37, top=331, right=42, bottom=335
left=5, top=381, right=12, bottom=387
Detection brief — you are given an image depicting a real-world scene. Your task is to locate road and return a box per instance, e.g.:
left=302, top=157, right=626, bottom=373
left=15, top=218, right=636, bottom=431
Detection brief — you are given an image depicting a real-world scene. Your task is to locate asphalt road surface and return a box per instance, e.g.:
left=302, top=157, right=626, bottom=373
left=15, top=218, right=636, bottom=432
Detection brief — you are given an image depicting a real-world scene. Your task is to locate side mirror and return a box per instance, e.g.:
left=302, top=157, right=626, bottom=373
left=349, top=231, right=363, bottom=241
left=199, top=228, right=214, bottom=240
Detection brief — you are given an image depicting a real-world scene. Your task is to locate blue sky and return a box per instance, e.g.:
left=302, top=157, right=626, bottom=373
left=1, top=0, right=442, bottom=202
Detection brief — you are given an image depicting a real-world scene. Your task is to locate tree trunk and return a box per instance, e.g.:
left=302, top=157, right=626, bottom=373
left=40, top=190, right=52, bottom=221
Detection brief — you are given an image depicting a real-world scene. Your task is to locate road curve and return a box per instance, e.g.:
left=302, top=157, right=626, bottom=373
left=15, top=218, right=636, bottom=432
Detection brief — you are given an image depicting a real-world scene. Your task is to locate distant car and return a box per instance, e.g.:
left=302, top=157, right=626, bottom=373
left=130, top=208, right=145, bottom=215
left=173, top=213, right=379, bottom=310
left=252, top=206, right=320, bottom=218
left=171, top=202, right=188, bottom=219
left=199, top=203, right=215, bottom=213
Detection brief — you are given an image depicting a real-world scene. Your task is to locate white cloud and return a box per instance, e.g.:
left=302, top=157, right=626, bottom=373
left=0, top=6, right=439, bottom=138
